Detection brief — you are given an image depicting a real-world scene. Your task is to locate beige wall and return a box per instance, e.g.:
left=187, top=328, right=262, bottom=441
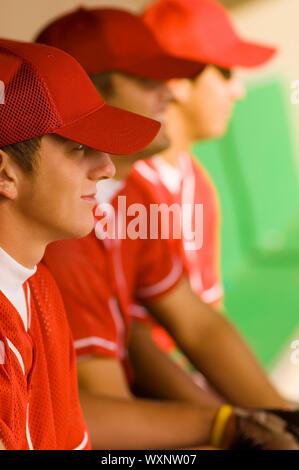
left=0, top=0, right=150, bottom=41
left=1, top=1, right=295, bottom=85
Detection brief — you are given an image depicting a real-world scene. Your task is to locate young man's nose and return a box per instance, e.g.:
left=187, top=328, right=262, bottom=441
left=159, top=82, right=174, bottom=105
left=230, top=77, right=246, bottom=101
left=88, top=152, right=116, bottom=181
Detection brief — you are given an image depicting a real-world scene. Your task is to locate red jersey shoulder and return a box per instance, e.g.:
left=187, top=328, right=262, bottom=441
left=29, top=262, right=69, bottom=322
left=32, top=262, right=60, bottom=292
left=127, top=159, right=173, bottom=206
left=43, top=235, right=122, bottom=360
left=43, top=234, right=107, bottom=290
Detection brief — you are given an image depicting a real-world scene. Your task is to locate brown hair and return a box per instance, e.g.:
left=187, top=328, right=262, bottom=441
left=1, top=136, right=42, bottom=172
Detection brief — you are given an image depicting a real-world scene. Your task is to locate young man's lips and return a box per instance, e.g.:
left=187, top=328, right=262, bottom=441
left=81, top=194, right=97, bottom=203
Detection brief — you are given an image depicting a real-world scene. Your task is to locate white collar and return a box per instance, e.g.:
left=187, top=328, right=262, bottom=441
left=151, top=154, right=182, bottom=194
left=0, top=246, right=36, bottom=299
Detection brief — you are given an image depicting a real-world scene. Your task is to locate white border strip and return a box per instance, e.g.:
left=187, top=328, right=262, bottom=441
left=134, top=160, right=160, bottom=184
left=6, top=338, right=25, bottom=375
left=73, top=430, right=89, bottom=450
left=26, top=283, right=32, bottom=330
left=109, top=297, right=125, bottom=358
left=74, top=336, right=117, bottom=352
left=136, top=257, right=183, bottom=298
left=201, top=284, right=224, bottom=304
left=130, top=304, right=148, bottom=319
left=26, top=404, right=34, bottom=450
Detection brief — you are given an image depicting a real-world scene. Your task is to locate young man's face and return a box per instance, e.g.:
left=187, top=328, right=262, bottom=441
left=105, top=73, right=173, bottom=158
left=169, top=65, right=245, bottom=141
left=15, top=135, right=115, bottom=241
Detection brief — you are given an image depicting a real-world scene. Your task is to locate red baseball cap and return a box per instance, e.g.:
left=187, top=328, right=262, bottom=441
left=0, top=38, right=160, bottom=154
left=143, top=0, right=277, bottom=69
left=35, top=7, right=204, bottom=80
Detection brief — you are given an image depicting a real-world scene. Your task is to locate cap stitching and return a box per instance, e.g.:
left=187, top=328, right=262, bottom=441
left=55, top=100, right=106, bottom=130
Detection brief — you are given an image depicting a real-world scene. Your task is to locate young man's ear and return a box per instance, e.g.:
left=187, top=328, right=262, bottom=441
left=0, top=150, right=18, bottom=200
left=167, top=78, right=192, bottom=103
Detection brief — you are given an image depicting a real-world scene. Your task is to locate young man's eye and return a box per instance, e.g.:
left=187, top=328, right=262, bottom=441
left=216, top=67, right=233, bottom=80
left=135, top=76, right=159, bottom=90
left=74, top=144, right=85, bottom=151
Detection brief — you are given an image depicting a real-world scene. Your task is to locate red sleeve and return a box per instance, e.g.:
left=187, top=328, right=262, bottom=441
left=43, top=236, right=123, bottom=360
left=133, top=190, right=183, bottom=302
left=135, top=240, right=183, bottom=302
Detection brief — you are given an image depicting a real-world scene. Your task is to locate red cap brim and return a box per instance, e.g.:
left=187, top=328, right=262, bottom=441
left=55, top=103, right=161, bottom=155
left=204, top=40, right=277, bottom=69
left=117, top=54, right=205, bottom=80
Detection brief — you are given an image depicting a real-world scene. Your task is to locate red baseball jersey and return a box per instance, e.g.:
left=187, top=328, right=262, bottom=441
left=43, top=175, right=183, bottom=362
left=132, top=152, right=223, bottom=305
left=126, top=152, right=223, bottom=355
left=0, top=263, right=90, bottom=450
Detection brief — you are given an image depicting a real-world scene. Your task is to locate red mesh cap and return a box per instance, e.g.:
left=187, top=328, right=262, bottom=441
left=35, top=7, right=204, bottom=80
left=143, top=0, right=277, bottom=69
left=0, top=38, right=160, bottom=154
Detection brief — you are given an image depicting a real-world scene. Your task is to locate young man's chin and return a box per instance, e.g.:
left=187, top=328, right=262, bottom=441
left=56, top=215, right=95, bottom=241
left=197, top=123, right=228, bottom=142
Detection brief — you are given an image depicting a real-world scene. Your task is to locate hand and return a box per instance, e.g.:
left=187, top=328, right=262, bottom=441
left=267, top=409, right=299, bottom=442
left=231, top=408, right=299, bottom=450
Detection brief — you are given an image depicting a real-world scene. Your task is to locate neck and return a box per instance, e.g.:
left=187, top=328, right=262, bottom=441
left=160, top=103, right=193, bottom=167
left=0, top=203, right=47, bottom=269
left=111, top=146, right=158, bottom=180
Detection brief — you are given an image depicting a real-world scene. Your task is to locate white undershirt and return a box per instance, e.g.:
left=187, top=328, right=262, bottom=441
left=96, top=158, right=182, bottom=204
left=151, top=155, right=182, bottom=194
left=0, top=247, right=36, bottom=331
